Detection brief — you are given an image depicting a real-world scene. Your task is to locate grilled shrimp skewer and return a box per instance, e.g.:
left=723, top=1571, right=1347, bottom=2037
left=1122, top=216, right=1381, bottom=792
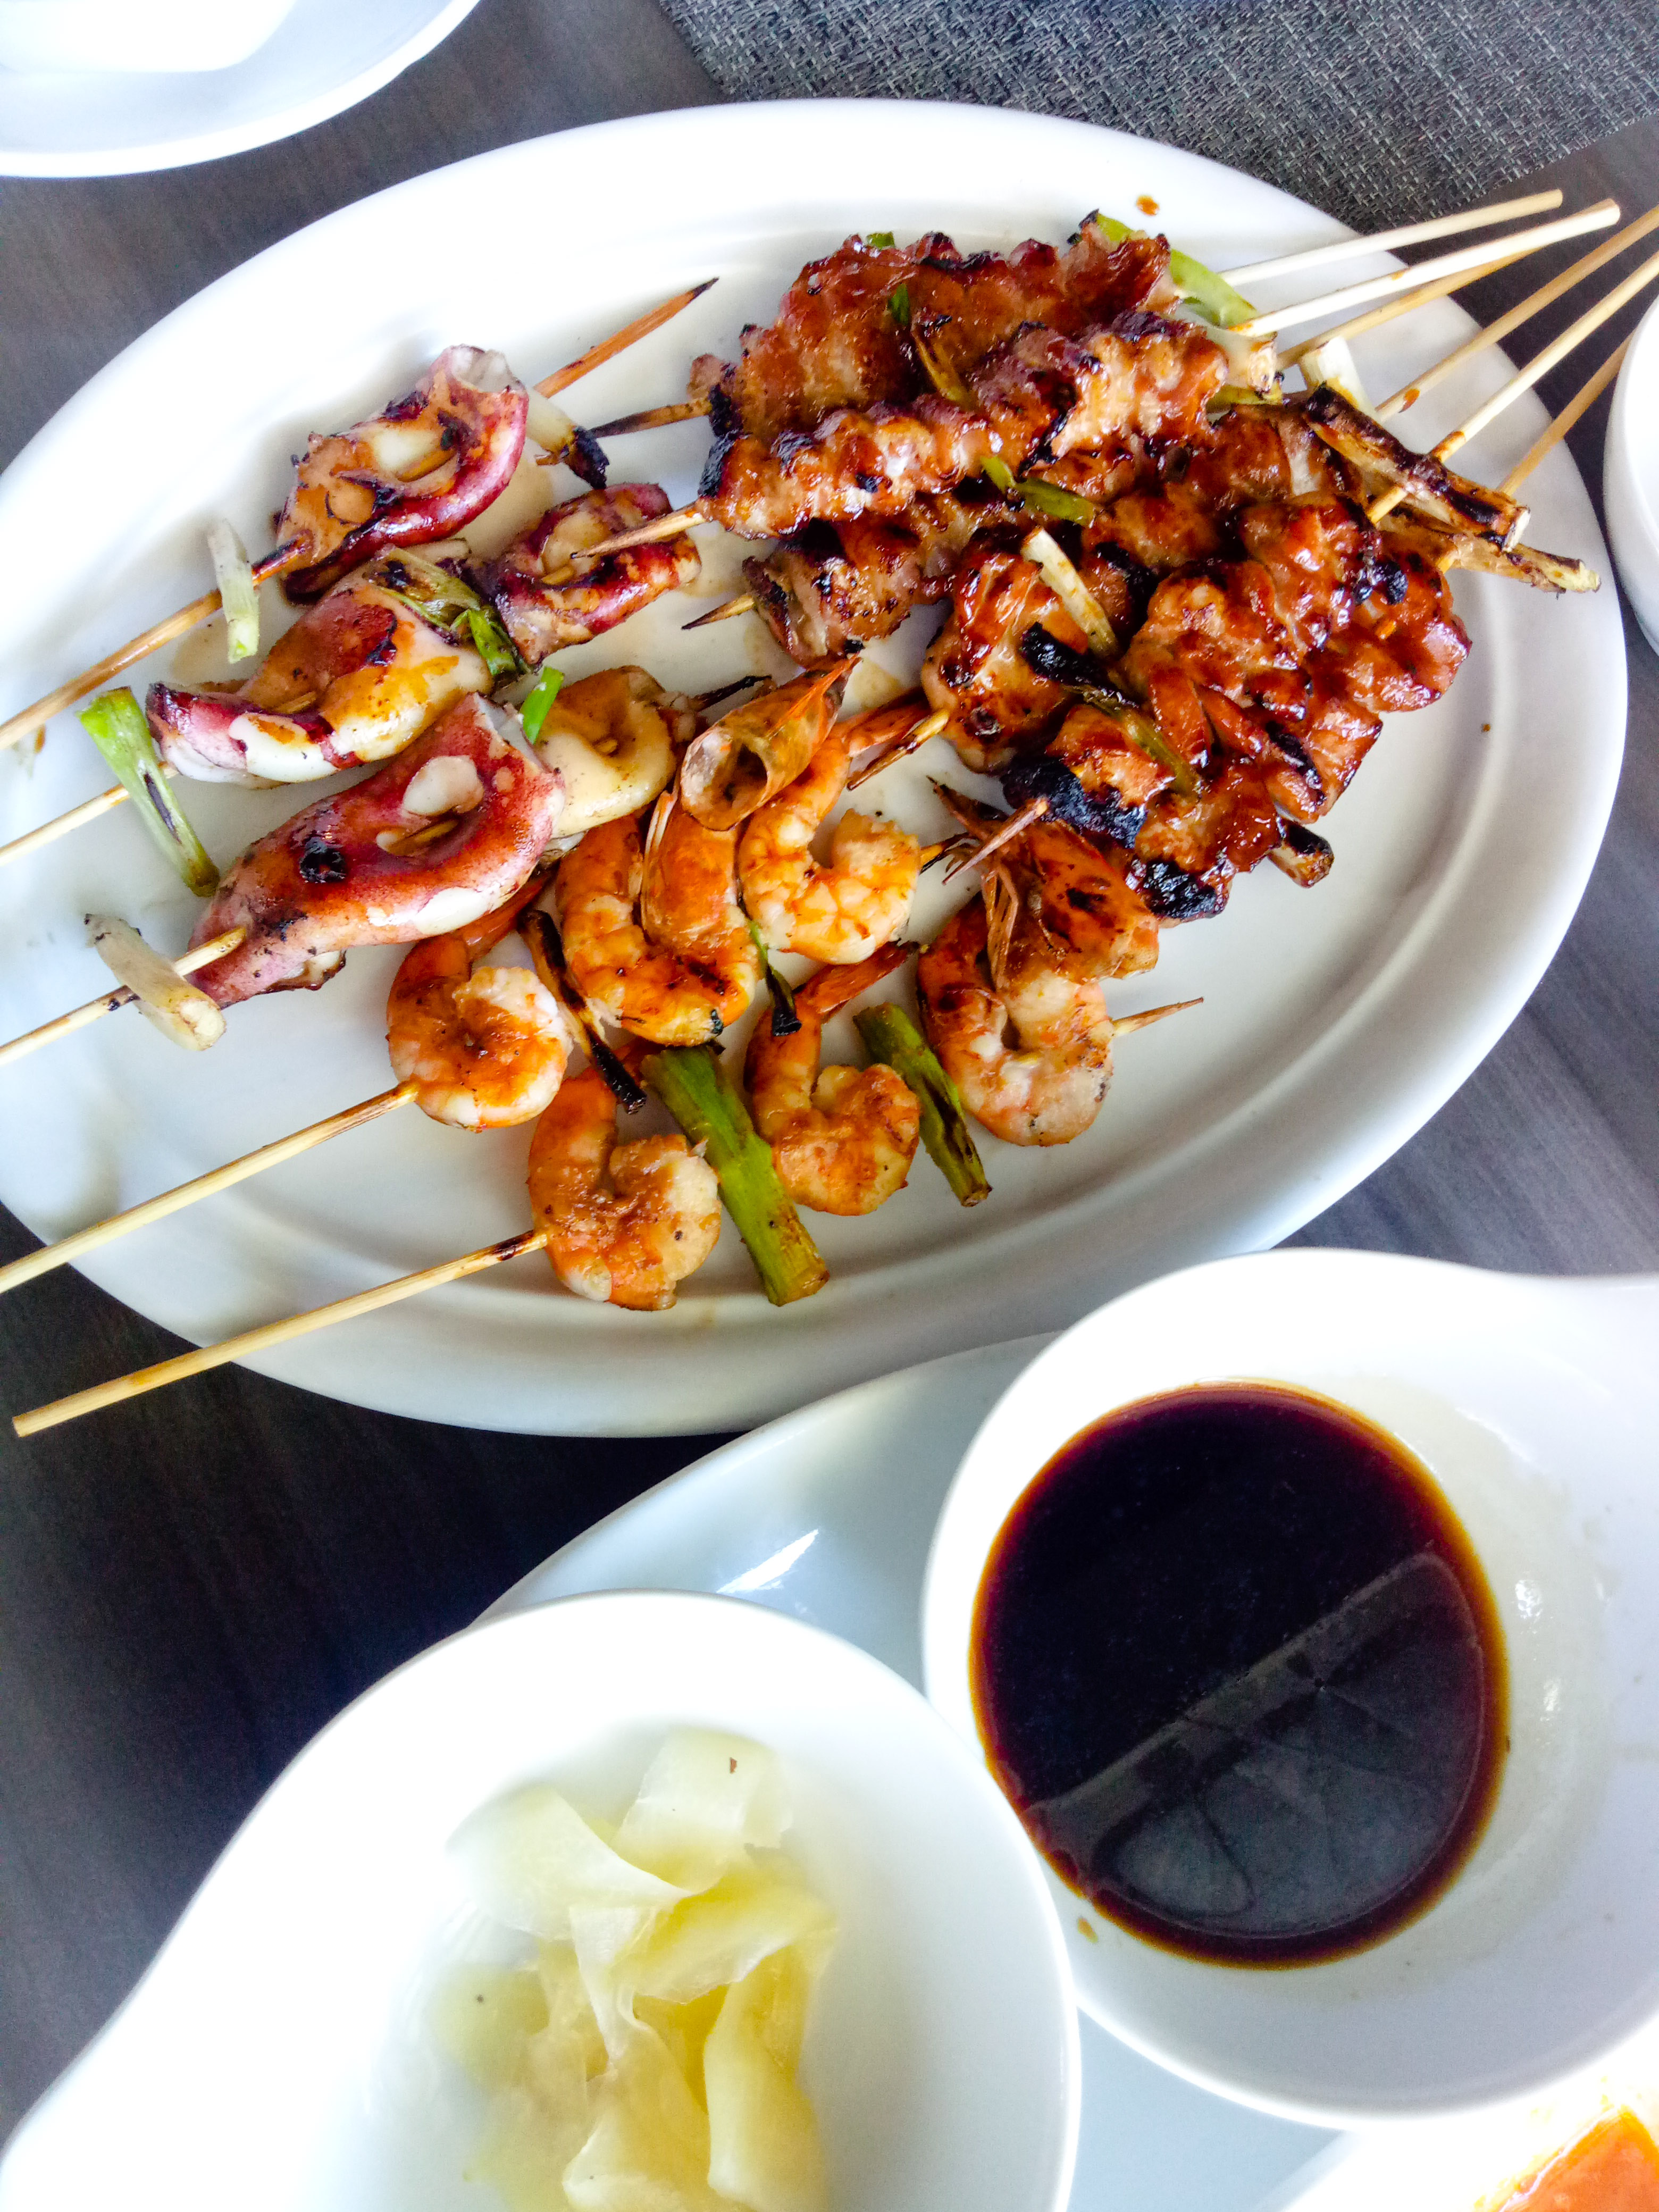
left=744, top=945, right=919, bottom=1214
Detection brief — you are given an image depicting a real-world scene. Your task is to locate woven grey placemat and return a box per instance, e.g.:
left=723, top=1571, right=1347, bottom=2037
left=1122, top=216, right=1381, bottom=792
left=655, top=0, right=1657, bottom=230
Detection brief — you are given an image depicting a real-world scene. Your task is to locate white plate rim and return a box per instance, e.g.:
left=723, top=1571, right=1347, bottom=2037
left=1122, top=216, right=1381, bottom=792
left=0, top=99, right=1628, bottom=1436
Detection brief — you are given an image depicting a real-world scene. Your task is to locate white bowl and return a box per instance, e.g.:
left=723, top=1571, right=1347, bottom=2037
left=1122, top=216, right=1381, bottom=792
left=1605, top=293, right=1659, bottom=656
left=921, top=1250, right=1659, bottom=2126
left=0, top=1591, right=1079, bottom=2212
left=0, top=0, right=297, bottom=73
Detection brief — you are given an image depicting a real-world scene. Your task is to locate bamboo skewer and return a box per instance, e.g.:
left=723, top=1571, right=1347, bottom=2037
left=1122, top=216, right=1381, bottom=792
left=1231, top=201, right=1621, bottom=341
left=683, top=593, right=758, bottom=631
left=1278, top=247, right=1529, bottom=370
left=0, top=543, right=302, bottom=757
left=1220, top=190, right=1564, bottom=286
left=0, top=286, right=718, bottom=760
left=1499, top=339, right=1630, bottom=495
left=0, top=1081, right=418, bottom=1297
left=1375, top=205, right=1659, bottom=420
left=536, top=281, right=714, bottom=397
left=590, top=398, right=713, bottom=437
left=0, top=769, right=162, bottom=872
left=1367, top=241, right=1659, bottom=522
left=0, top=925, right=246, bottom=1071
left=12, top=1226, right=551, bottom=1438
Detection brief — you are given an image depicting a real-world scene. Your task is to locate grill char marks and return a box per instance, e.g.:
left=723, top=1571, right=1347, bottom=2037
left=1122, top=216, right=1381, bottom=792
left=694, top=223, right=1175, bottom=445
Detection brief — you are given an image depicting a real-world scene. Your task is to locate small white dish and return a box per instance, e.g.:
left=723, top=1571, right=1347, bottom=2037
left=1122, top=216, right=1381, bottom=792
left=921, top=1249, right=1659, bottom=2126
left=0, top=0, right=480, bottom=175
left=0, top=1590, right=1080, bottom=2212
left=0, top=0, right=297, bottom=74
left=1606, top=294, right=1659, bottom=657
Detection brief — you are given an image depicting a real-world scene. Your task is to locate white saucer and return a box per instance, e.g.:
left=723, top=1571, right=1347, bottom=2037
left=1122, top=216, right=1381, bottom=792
left=0, top=0, right=480, bottom=177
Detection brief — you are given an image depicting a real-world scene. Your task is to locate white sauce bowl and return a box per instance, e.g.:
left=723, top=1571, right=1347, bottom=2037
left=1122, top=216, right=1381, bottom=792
left=923, top=1249, right=1659, bottom=2125
left=1605, top=294, right=1659, bottom=656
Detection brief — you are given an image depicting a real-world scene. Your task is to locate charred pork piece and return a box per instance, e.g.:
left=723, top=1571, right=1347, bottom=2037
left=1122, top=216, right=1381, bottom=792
left=1300, top=387, right=1527, bottom=547
left=699, top=396, right=994, bottom=540
left=966, top=313, right=1229, bottom=478
left=188, top=696, right=563, bottom=1007
left=1313, top=547, right=1469, bottom=715
left=1130, top=758, right=1284, bottom=918
left=692, top=223, right=1175, bottom=443
left=922, top=547, right=1086, bottom=771
left=468, top=484, right=699, bottom=665
left=742, top=494, right=997, bottom=664
left=278, top=347, right=530, bottom=601
left=147, top=556, right=493, bottom=785
left=1085, top=406, right=1362, bottom=575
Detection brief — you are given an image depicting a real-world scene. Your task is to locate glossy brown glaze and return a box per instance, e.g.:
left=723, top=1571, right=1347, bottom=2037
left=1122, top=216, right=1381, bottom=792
left=972, top=1382, right=1506, bottom=1966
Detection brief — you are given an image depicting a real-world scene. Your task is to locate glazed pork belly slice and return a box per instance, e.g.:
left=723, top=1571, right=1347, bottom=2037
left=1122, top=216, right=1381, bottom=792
left=188, top=694, right=563, bottom=1006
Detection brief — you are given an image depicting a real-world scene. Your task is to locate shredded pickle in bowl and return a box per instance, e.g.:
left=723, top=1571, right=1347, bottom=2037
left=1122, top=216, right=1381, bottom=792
left=434, top=1729, right=835, bottom=2212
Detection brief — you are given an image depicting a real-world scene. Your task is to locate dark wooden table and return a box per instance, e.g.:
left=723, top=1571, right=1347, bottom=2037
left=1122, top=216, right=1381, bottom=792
left=2, top=0, right=1654, bottom=2136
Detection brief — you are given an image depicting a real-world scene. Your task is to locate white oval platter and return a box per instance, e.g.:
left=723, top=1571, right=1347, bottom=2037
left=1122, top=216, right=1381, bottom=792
left=0, top=100, right=1627, bottom=1434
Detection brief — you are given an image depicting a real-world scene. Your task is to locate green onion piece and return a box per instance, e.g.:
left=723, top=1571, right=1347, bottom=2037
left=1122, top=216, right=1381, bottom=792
left=981, top=453, right=1016, bottom=495
left=78, top=689, right=218, bottom=898
left=1089, top=211, right=1256, bottom=329
left=379, top=550, right=521, bottom=679
left=206, top=518, right=259, bottom=663
left=888, top=281, right=911, bottom=329
left=747, top=920, right=801, bottom=1037
left=1167, top=247, right=1256, bottom=332
left=518, top=664, right=566, bottom=745
left=856, top=1004, right=990, bottom=1207
left=1208, top=383, right=1281, bottom=416
left=642, top=1046, right=829, bottom=1305
left=1016, top=477, right=1097, bottom=524
left=909, top=325, right=976, bottom=409
left=463, top=606, right=524, bottom=683
left=866, top=229, right=896, bottom=248
left=1083, top=687, right=1197, bottom=797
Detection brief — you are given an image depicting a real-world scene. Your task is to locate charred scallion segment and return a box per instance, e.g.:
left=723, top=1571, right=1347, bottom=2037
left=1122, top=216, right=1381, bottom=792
left=907, top=323, right=977, bottom=410
left=517, top=663, right=566, bottom=745
left=1020, top=628, right=1199, bottom=797
left=79, top=689, right=218, bottom=897
left=641, top=1046, right=830, bottom=1305
left=1269, top=818, right=1336, bottom=887
left=748, top=920, right=802, bottom=1037
left=374, top=550, right=525, bottom=681
left=1090, top=212, right=1257, bottom=329
left=1014, top=479, right=1096, bottom=524
left=520, top=907, right=647, bottom=1112
left=206, top=518, right=259, bottom=662
left=855, top=1004, right=991, bottom=1207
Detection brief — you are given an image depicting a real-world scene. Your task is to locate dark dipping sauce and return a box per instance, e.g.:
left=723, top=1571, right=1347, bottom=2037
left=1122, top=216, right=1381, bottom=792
left=972, top=1384, right=1507, bottom=1966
